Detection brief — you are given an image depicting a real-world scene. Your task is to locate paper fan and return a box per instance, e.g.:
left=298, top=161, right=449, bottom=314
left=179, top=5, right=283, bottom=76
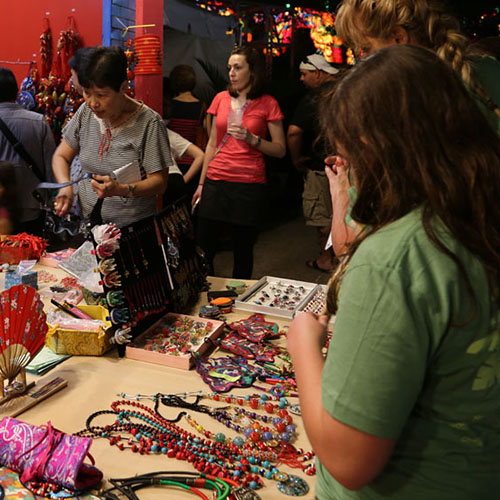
left=0, top=285, right=47, bottom=398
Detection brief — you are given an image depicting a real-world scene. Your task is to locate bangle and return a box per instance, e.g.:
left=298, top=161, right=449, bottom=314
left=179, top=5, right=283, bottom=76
left=254, top=135, right=261, bottom=147
left=199, top=184, right=204, bottom=186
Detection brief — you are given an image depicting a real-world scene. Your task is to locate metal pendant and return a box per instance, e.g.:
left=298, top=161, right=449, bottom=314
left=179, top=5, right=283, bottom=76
left=232, top=486, right=263, bottom=500
left=276, top=473, right=309, bottom=496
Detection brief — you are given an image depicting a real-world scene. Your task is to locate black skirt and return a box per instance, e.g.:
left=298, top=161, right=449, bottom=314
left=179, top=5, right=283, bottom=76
left=198, top=178, right=266, bottom=227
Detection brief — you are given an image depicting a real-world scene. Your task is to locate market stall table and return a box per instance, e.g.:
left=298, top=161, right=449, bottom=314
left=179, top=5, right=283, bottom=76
left=0, top=267, right=317, bottom=500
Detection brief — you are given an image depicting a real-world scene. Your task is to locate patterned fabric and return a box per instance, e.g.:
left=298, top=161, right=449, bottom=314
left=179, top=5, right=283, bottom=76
left=0, top=417, right=102, bottom=490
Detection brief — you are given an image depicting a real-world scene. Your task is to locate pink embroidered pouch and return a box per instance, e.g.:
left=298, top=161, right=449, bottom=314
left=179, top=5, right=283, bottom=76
left=0, top=417, right=102, bottom=490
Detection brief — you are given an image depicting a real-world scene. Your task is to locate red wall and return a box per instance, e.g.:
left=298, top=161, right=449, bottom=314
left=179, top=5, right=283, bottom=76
left=0, top=0, right=103, bottom=86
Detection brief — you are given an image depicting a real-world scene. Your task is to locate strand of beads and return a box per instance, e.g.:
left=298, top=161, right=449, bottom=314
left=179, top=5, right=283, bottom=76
left=76, top=399, right=270, bottom=489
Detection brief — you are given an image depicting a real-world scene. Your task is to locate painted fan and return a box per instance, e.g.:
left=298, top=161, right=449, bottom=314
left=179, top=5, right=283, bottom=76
left=0, top=285, right=48, bottom=399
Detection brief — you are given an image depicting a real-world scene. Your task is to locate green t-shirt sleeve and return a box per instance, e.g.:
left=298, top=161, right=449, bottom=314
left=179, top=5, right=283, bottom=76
left=322, top=261, right=431, bottom=440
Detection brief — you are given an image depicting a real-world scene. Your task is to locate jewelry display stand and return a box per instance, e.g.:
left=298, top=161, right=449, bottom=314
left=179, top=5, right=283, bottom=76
left=92, top=200, right=209, bottom=353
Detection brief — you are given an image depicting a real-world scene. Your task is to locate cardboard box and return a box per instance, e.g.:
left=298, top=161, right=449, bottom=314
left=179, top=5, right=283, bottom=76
left=46, top=305, right=112, bottom=356
left=126, top=313, right=224, bottom=370
left=5, top=270, right=38, bottom=290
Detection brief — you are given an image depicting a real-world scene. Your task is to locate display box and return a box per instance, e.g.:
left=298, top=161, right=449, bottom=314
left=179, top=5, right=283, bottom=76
left=46, top=305, right=112, bottom=356
left=126, top=313, right=225, bottom=370
left=234, top=276, right=321, bottom=319
left=296, top=285, right=328, bottom=315
left=5, top=270, right=38, bottom=290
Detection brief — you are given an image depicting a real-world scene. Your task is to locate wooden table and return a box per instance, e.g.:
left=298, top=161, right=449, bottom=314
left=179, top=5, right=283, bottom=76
left=0, top=269, right=317, bottom=500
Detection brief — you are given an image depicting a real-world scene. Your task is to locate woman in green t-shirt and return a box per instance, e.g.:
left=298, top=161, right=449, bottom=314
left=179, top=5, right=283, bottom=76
left=287, top=45, right=500, bottom=499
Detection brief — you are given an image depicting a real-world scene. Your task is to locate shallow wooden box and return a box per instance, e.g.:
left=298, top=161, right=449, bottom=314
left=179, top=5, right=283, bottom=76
left=125, top=313, right=225, bottom=370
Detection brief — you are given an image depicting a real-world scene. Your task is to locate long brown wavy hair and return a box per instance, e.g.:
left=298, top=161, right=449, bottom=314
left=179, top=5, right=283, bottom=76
left=320, top=45, right=500, bottom=314
left=335, top=0, right=500, bottom=119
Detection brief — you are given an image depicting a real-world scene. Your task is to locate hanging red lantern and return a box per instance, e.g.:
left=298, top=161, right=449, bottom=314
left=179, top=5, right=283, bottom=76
left=133, top=35, right=162, bottom=75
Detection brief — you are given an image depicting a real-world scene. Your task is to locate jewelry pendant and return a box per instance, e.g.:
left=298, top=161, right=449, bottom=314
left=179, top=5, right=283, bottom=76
left=276, top=473, right=309, bottom=496
left=233, top=486, right=263, bottom=500
left=288, top=404, right=302, bottom=416
left=167, top=235, right=180, bottom=268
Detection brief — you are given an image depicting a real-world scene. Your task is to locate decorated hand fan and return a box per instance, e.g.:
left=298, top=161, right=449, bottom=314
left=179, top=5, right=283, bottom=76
left=0, top=285, right=48, bottom=399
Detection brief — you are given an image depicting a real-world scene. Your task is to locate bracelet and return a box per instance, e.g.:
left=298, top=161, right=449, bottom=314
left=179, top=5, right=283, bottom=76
left=254, top=135, right=261, bottom=147
left=199, top=184, right=204, bottom=186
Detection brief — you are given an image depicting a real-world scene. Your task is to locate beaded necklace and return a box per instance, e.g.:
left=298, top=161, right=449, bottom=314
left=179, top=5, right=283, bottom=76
left=74, top=398, right=311, bottom=494
left=119, top=391, right=315, bottom=474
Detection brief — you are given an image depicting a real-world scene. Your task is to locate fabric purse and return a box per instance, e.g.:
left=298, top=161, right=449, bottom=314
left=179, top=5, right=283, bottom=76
left=0, top=417, right=102, bottom=490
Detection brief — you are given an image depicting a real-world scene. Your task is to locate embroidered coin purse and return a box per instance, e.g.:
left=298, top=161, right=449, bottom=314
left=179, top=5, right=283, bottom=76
left=0, top=417, right=102, bottom=490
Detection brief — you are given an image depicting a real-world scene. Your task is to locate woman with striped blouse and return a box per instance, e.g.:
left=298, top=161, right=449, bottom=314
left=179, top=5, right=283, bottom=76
left=52, top=46, right=173, bottom=227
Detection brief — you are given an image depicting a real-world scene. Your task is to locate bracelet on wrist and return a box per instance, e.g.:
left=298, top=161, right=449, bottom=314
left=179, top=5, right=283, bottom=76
left=254, top=135, right=261, bottom=147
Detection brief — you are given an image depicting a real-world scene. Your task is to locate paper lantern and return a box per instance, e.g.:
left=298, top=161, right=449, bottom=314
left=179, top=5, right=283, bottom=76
left=134, top=35, right=162, bottom=75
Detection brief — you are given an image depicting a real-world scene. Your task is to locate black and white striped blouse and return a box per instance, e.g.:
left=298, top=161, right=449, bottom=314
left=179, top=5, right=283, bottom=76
left=63, top=102, right=173, bottom=227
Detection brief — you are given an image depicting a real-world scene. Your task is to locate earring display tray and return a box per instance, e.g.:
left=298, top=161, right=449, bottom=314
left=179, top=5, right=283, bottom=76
left=234, top=276, right=321, bottom=319
left=125, top=313, right=225, bottom=370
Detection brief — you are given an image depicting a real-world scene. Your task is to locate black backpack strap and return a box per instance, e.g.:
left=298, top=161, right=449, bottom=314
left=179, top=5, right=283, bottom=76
left=0, top=116, right=46, bottom=181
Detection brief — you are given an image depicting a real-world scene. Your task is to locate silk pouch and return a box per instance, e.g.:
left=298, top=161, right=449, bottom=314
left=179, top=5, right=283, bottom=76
left=0, top=417, right=102, bottom=490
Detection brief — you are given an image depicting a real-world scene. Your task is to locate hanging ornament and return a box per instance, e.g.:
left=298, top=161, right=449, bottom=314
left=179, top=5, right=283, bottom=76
left=133, top=35, right=162, bottom=75
left=55, top=16, right=80, bottom=80
left=39, top=18, right=52, bottom=79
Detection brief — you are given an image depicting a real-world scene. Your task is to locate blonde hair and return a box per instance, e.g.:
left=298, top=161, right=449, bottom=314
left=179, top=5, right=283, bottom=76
left=335, top=0, right=500, bottom=118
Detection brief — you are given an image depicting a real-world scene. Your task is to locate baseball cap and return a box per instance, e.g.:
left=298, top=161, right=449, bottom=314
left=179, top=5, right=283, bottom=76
left=299, top=54, right=339, bottom=75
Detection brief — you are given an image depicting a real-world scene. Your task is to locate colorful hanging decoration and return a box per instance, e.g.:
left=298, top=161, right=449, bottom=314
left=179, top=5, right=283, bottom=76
left=133, top=35, right=162, bottom=75
left=54, top=17, right=80, bottom=80
left=38, top=18, right=52, bottom=79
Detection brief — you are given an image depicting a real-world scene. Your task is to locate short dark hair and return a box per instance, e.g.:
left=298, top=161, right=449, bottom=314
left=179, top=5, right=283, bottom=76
left=0, top=67, right=18, bottom=102
left=169, top=65, right=196, bottom=95
left=228, top=45, right=267, bottom=99
left=68, top=46, right=95, bottom=72
left=78, top=46, right=127, bottom=92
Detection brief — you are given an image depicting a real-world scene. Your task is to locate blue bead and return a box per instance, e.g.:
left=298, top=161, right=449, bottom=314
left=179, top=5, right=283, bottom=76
left=265, top=470, right=274, bottom=479
left=278, top=401, right=286, bottom=409
left=233, top=470, right=241, bottom=477
left=249, top=456, right=256, bottom=464
left=286, top=425, right=296, bottom=433
left=262, top=431, right=273, bottom=441
left=260, top=394, right=268, bottom=400
left=245, top=395, right=251, bottom=400
left=263, top=460, right=270, bottom=469
left=249, top=481, right=258, bottom=489
left=233, top=436, right=244, bottom=447
left=244, top=428, right=253, bottom=438
left=136, top=433, right=142, bottom=439
left=151, top=444, right=158, bottom=452
left=252, top=465, right=259, bottom=473
left=161, top=447, right=167, bottom=454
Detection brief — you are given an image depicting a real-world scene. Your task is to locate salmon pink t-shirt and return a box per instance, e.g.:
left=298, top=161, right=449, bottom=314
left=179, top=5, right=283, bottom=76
left=206, top=91, right=283, bottom=184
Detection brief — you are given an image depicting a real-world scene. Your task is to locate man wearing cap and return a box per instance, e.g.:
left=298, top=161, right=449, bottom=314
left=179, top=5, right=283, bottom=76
left=287, top=53, right=340, bottom=272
